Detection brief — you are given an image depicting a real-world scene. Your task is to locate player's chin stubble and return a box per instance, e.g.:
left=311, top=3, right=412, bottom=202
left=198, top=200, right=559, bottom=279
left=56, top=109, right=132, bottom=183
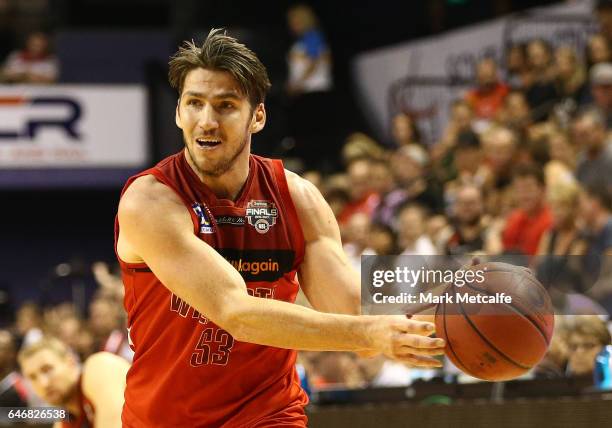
left=184, top=133, right=249, bottom=178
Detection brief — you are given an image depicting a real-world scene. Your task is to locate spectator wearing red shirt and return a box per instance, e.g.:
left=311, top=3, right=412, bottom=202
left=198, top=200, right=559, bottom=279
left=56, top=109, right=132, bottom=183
left=502, top=165, right=552, bottom=255
left=338, top=157, right=379, bottom=224
left=465, top=58, right=509, bottom=120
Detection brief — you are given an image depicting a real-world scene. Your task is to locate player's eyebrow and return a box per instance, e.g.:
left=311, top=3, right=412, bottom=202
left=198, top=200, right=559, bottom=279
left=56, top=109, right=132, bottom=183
left=183, top=91, right=242, bottom=101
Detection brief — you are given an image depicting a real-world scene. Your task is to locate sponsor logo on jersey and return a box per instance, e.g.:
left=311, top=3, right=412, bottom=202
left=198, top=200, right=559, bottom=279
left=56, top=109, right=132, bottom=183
left=192, top=202, right=214, bottom=234
left=245, top=200, right=277, bottom=234
left=215, top=215, right=245, bottom=227
left=217, top=248, right=295, bottom=282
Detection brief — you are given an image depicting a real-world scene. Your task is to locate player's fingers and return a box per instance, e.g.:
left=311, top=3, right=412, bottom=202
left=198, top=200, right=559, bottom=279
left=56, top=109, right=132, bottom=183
left=393, top=319, right=436, bottom=335
left=393, top=353, right=443, bottom=368
left=393, top=333, right=445, bottom=350
left=396, top=345, right=446, bottom=357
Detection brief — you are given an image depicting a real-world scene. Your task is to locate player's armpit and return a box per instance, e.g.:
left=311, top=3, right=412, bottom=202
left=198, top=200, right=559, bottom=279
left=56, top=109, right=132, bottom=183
left=286, top=170, right=361, bottom=315
left=117, top=175, right=250, bottom=330
left=82, top=352, right=130, bottom=428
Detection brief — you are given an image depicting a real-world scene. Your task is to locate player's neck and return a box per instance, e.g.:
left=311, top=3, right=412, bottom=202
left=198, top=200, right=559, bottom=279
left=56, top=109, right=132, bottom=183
left=197, top=152, right=251, bottom=201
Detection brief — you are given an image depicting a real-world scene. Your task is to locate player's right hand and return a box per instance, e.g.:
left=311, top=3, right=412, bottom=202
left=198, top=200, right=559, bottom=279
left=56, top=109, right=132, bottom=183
left=364, top=315, right=445, bottom=368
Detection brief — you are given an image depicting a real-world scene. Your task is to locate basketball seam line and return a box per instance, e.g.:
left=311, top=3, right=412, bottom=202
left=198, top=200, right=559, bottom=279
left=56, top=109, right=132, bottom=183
left=441, top=294, right=471, bottom=375
left=464, top=281, right=551, bottom=346
left=456, top=287, right=532, bottom=371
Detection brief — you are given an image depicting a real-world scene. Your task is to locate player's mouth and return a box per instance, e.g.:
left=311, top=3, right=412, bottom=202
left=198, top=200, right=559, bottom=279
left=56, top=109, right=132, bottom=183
left=195, top=138, right=222, bottom=150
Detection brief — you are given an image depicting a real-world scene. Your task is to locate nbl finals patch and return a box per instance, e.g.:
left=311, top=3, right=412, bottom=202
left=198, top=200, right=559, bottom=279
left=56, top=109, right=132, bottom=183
left=246, top=200, right=278, bottom=234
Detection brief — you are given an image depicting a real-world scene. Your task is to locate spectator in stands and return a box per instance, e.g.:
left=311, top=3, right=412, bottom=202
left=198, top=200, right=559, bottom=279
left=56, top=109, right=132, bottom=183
left=554, top=45, right=587, bottom=102
left=92, top=261, right=124, bottom=302
left=506, top=43, right=530, bottom=89
left=585, top=63, right=612, bottom=127
left=482, top=126, right=519, bottom=191
left=596, top=0, right=612, bottom=48
left=342, top=212, right=372, bottom=271
left=1, top=31, right=58, bottom=83
left=324, top=184, right=350, bottom=221
left=89, top=297, right=133, bottom=362
left=586, top=34, right=611, bottom=71
left=15, top=302, right=42, bottom=347
left=502, top=165, right=552, bottom=256
left=341, top=132, right=385, bottom=166
left=57, top=315, right=95, bottom=361
left=441, top=184, right=487, bottom=256
left=286, top=3, right=332, bottom=96
left=0, top=330, right=29, bottom=406
left=307, top=352, right=364, bottom=389
left=337, top=157, right=379, bottom=225
left=566, top=315, right=611, bottom=377
left=579, top=183, right=612, bottom=304
left=545, top=130, right=577, bottom=188
left=367, top=223, right=399, bottom=256
left=538, top=181, right=586, bottom=256
left=465, top=57, right=509, bottom=121
left=387, top=145, right=444, bottom=217
left=397, top=204, right=437, bottom=255
left=580, top=182, right=612, bottom=256
left=391, top=112, right=422, bottom=147
left=286, top=3, right=335, bottom=170
left=369, top=158, right=394, bottom=197
left=19, top=337, right=129, bottom=426
left=435, top=99, right=475, bottom=158
left=571, top=108, right=612, bottom=187
left=498, top=90, right=532, bottom=137
left=525, top=39, right=558, bottom=121
left=533, top=316, right=569, bottom=378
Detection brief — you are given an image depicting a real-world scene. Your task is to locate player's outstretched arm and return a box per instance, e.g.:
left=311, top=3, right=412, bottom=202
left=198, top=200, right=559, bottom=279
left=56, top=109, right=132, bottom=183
left=286, top=170, right=361, bottom=315
left=117, top=176, right=444, bottom=366
left=81, top=352, right=130, bottom=428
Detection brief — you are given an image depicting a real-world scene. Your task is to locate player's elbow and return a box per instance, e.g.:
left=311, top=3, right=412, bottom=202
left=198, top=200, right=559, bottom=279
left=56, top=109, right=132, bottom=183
left=219, top=295, right=266, bottom=343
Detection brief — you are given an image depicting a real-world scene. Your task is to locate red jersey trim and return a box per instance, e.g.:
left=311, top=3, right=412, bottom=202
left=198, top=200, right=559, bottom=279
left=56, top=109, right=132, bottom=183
left=270, top=159, right=305, bottom=268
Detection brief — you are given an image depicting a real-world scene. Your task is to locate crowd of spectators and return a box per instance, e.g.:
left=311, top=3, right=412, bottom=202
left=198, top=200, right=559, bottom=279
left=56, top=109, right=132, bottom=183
left=2, top=0, right=612, bottom=408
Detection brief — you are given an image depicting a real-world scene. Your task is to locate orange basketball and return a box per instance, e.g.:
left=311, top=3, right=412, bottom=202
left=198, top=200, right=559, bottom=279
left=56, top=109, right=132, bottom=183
left=435, top=262, right=554, bottom=381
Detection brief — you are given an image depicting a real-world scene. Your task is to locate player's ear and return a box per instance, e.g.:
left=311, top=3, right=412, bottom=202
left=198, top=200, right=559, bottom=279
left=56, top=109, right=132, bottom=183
left=250, top=103, right=266, bottom=134
left=175, top=98, right=182, bottom=129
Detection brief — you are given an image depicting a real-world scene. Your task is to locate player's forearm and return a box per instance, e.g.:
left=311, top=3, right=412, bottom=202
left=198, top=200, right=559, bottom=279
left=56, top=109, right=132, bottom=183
left=225, top=294, right=373, bottom=351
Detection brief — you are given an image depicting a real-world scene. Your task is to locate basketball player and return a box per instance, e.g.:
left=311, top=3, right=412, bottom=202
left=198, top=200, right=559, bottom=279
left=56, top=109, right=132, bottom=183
left=18, top=337, right=129, bottom=427
left=115, top=29, right=445, bottom=427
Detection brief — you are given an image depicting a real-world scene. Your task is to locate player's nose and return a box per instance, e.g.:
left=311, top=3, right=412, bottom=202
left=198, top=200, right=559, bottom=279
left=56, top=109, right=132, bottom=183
left=197, top=104, right=219, bottom=132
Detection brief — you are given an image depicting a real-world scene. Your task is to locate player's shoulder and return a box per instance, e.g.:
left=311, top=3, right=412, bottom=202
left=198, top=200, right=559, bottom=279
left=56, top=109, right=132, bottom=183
left=83, top=352, right=129, bottom=374
left=285, top=169, right=339, bottom=241
left=119, top=174, right=185, bottom=218
left=82, top=352, right=129, bottom=405
left=284, top=169, right=323, bottom=211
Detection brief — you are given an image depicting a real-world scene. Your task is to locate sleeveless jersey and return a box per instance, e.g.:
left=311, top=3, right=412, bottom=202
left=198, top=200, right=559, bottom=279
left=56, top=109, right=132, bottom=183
left=114, top=152, right=308, bottom=427
left=61, top=375, right=95, bottom=428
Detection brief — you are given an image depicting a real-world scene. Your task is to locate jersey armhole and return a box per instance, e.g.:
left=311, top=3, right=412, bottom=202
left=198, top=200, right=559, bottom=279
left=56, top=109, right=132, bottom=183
left=271, top=159, right=306, bottom=267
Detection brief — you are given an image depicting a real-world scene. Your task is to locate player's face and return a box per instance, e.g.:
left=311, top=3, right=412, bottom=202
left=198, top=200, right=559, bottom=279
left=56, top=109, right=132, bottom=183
left=176, top=68, right=265, bottom=178
left=20, top=349, right=79, bottom=406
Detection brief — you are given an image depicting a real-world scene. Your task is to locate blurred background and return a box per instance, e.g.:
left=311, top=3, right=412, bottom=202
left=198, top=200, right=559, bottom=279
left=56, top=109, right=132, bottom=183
left=1, top=0, right=612, bottom=426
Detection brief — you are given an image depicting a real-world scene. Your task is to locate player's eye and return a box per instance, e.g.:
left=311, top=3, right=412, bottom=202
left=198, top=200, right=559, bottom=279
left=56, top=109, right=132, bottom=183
left=220, top=102, right=235, bottom=110
left=187, top=99, right=202, bottom=107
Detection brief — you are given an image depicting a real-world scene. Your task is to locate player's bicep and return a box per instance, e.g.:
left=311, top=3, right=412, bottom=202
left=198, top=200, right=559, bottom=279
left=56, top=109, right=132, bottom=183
left=287, top=171, right=360, bottom=314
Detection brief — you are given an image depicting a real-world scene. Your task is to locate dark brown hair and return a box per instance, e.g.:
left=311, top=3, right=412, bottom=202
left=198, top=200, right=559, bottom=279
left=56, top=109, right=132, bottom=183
left=168, top=28, right=271, bottom=106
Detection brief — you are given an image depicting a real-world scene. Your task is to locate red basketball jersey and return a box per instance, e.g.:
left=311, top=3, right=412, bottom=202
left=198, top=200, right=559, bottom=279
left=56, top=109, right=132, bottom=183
left=61, top=375, right=95, bottom=428
left=114, top=152, right=308, bottom=427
